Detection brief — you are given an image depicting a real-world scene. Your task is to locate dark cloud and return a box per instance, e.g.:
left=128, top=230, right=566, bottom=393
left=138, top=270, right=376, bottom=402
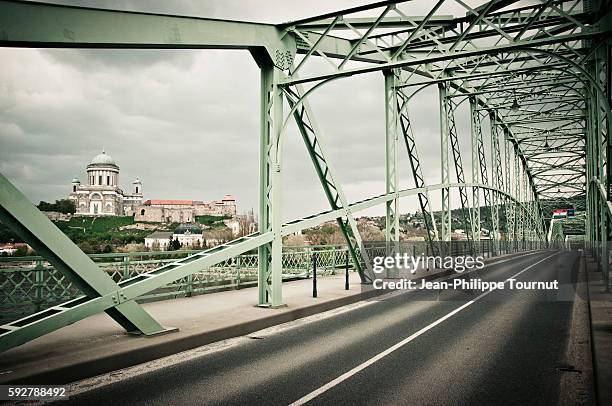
left=1, top=1, right=476, bottom=220
left=41, top=49, right=199, bottom=71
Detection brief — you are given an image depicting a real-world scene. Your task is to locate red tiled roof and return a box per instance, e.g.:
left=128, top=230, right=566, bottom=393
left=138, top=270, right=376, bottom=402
left=144, top=199, right=194, bottom=205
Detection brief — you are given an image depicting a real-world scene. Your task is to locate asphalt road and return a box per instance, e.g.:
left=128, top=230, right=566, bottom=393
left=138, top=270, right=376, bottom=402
left=65, top=250, right=583, bottom=406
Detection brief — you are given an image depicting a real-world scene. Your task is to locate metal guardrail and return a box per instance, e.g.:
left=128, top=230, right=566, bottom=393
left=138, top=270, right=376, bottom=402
left=0, top=240, right=550, bottom=323
left=593, top=178, right=612, bottom=220
left=0, top=245, right=351, bottom=323
left=591, top=178, right=611, bottom=289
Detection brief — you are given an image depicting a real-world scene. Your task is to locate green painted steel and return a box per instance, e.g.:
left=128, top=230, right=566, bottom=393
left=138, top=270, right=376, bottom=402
left=439, top=83, right=452, bottom=242
left=0, top=245, right=354, bottom=323
left=469, top=98, right=482, bottom=245
left=396, top=85, right=440, bottom=251
left=258, top=64, right=284, bottom=307
left=282, top=84, right=369, bottom=282
left=0, top=0, right=295, bottom=68
left=444, top=95, right=474, bottom=249
left=385, top=69, right=400, bottom=243
left=0, top=0, right=609, bottom=350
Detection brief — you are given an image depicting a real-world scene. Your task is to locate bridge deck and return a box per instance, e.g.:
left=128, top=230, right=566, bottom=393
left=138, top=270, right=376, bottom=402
left=44, top=250, right=599, bottom=405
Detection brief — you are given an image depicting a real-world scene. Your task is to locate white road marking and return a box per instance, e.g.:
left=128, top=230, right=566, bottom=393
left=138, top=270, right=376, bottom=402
left=64, top=250, right=544, bottom=398
left=289, top=252, right=558, bottom=406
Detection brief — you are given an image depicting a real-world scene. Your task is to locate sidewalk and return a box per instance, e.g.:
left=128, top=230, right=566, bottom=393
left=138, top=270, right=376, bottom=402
left=585, top=255, right=612, bottom=406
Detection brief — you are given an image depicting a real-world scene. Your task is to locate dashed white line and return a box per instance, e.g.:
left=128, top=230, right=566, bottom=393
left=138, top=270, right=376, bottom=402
left=289, top=252, right=558, bottom=406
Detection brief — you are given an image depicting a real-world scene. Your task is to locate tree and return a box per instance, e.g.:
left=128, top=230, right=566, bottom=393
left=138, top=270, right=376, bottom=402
left=78, top=241, right=94, bottom=254
left=37, top=201, right=55, bottom=212
left=168, top=236, right=181, bottom=251
left=55, top=199, right=76, bottom=214
left=357, top=223, right=384, bottom=242
left=284, top=234, right=306, bottom=246
left=37, top=199, right=76, bottom=214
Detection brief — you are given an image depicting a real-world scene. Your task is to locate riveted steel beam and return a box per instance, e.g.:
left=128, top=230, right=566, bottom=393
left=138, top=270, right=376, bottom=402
left=258, top=64, right=284, bottom=307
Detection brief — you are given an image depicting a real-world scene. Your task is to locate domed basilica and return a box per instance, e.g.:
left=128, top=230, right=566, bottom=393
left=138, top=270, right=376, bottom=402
left=68, top=150, right=143, bottom=216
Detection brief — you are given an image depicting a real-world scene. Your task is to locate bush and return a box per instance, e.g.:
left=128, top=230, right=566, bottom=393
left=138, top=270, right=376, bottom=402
left=37, top=199, right=76, bottom=214
left=196, top=215, right=231, bottom=228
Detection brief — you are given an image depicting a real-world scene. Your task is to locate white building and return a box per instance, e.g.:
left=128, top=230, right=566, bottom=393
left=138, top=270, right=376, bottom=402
left=172, top=224, right=204, bottom=248
left=144, top=224, right=204, bottom=251
left=144, top=231, right=172, bottom=250
left=69, top=150, right=143, bottom=216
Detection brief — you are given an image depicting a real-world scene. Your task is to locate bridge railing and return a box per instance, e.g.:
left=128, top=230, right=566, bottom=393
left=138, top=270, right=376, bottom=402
left=0, top=240, right=550, bottom=324
left=589, top=178, right=612, bottom=289
left=0, top=245, right=351, bottom=323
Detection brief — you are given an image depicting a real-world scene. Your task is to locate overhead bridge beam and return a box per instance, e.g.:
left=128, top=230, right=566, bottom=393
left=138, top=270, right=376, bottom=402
left=0, top=0, right=295, bottom=67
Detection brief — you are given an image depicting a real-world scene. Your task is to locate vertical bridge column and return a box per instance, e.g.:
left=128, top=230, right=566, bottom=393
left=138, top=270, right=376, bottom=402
left=489, top=112, right=501, bottom=254
left=384, top=69, right=400, bottom=242
left=438, top=83, right=451, bottom=243
left=396, top=85, right=440, bottom=254
left=505, top=138, right=516, bottom=250
left=514, top=148, right=524, bottom=250
left=469, top=98, right=481, bottom=246
left=258, top=64, right=284, bottom=307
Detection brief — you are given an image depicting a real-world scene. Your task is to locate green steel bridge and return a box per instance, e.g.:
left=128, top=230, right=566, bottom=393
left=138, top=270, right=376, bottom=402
left=0, top=0, right=610, bottom=355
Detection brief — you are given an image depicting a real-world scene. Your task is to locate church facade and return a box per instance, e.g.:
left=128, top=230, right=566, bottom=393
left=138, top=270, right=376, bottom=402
left=69, top=151, right=143, bottom=216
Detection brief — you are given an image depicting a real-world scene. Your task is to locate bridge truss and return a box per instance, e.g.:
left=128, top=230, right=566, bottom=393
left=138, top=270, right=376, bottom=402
left=0, top=0, right=609, bottom=352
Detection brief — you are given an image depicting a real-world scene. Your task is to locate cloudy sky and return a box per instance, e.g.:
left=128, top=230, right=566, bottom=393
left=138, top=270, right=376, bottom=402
left=0, top=0, right=478, bottom=222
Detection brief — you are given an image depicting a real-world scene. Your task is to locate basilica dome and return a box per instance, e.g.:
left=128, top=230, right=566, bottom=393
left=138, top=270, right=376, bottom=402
left=89, top=151, right=118, bottom=168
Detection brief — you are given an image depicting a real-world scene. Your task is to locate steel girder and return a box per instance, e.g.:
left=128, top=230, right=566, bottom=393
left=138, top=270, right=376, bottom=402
left=0, top=0, right=296, bottom=68
left=283, top=84, right=370, bottom=282
left=439, top=83, right=452, bottom=243
left=473, top=108, right=494, bottom=238
left=489, top=114, right=503, bottom=250
left=470, top=98, right=483, bottom=245
left=257, top=65, right=284, bottom=307
left=442, top=94, right=474, bottom=248
left=396, top=83, right=440, bottom=253
left=277, top=0, right=605, bottom=233
left=384, top=69, right=400, bottom=243
left=505, top=138, right=517, bottom=248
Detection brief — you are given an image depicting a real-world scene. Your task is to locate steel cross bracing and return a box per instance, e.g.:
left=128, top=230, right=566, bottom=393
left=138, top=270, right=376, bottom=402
left=472, top=105, right=494, bottom=240
left=0, top=0, right=609, bottom=351
left=283, top=84, right=371, bottom=283
left=490, top=113, right=504, bottom=252
left=396, top=81, right=440, bottom=252
left=384, top=70, right=400, bottom=243
left=442, top=92, right=475, bottom=249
